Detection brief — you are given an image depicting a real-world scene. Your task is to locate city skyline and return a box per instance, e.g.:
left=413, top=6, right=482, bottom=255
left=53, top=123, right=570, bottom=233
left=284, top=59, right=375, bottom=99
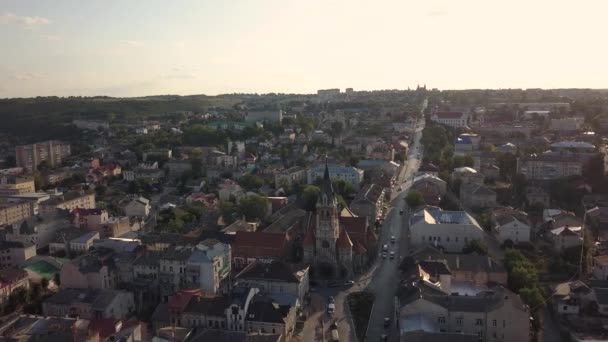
left=2, top=0, right=608, bottom=98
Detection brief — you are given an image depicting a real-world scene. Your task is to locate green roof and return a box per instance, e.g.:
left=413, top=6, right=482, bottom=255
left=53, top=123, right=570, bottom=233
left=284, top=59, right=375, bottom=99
left=25, top=260, right=60, bottom=280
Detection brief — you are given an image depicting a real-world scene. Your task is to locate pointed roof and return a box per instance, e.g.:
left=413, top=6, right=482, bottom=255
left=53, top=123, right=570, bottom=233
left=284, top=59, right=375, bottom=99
left=302, top=225, right=315, bottom=247
left=337, top=227, right=353, bottom=249
left=319, top=157, right=336, bottom=204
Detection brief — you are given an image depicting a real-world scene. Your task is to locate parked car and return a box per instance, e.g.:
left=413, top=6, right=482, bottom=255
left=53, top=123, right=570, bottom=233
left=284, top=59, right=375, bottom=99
left=382, top=252, right=387, bottom=259
left=328, top=296, right=335, bottom=304
left=399, top=209, right=404, bottom=215
left=382, top=244, right=388, bottom=251
left=390, top=251, right=395, bottom=259
left=390, top=236, right=395, bottom=243
left=343, top=280, right=355, bottom=286
left=327, top=303, right=336, bottom=315
left=383, top=317, right=391, bottom=327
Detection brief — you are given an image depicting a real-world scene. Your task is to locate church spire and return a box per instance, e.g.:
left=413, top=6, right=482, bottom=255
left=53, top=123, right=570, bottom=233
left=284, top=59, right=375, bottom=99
left=318, top=156, right=336, bottom=207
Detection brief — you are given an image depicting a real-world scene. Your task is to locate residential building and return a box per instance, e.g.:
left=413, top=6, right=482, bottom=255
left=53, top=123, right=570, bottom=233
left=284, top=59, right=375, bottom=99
left=549, top=226, right=583, bottom=251
left=43, top=288, right=135, bottom=319
left=123, top=162, right=164, bottom=181
left=490, top=207, right=531, bottom=245
left=593, top=255, right=608, bottom=280
left=431, top=111, right=468, bottom=128
left=0, top=269, right=30, bottom=306
left=549, top=117, right=583, bottom=132
left=232, top=231, right=287, bottom=270
left=412, top=173, right=447, bottom=195
left=60, top=248, right=117, bottom=289
left=69, top=231, right=100, bottom=253
left=0, top=241, right=36, bottom=269
left=552, top=281, right=593, bottom=316
left=350, top=184, right=385, bottom=221
left=185, top=240, right=231, bottom=296
left=246, top=294, right=297, bottom=339
left=526, top=186, right=550, bottom=207
left=235, top=260, right=309, bottom=304
left=38, top=191, right=96, bottom=216
left=5, top=213, right=69, bottom=249
left=451, top=167, right=484, bottom=186
left=15, top=140, right=71, bottom=172
left=245, top=110, right=283, bottom=123
left=274, top=166, right=307, bottom=189
left=49, top=227, right=94, bottom=254
left=218, top=181, right=245, bottom=202
left=398, top=282, right=530, bottom=342
left=307, top=164, right=364, bottom=191
left=0, top=200, right=35, bottom=226
left=0, top=175, right=36, bottom=195
left=124, top=197, right=150, bottom=217
left=460, top=184, right=496, bottom=209
left=517, top=153, right=583, bottom=180
left=409, top=208, right=484, bottom=253
left=71, top=208, right=109, bottom=230
left=0, top=315, right=98, bottom=341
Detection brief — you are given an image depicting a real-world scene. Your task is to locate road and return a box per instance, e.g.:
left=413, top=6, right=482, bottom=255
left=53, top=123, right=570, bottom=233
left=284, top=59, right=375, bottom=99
left=364, top=119, right=424, bottom=342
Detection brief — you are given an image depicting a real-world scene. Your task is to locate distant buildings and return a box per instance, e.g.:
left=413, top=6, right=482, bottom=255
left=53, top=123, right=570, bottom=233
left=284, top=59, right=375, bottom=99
left=307, top=164, right=364, bottom=190
left=15, top=140, right=71, bottom=172
left=38, top=191, right=96, bottom=216
left=350, top=184, right=385, bottom=221
left=245, top=110, right=283, bottom=123
left=274, top=166, right=307, bottom=189
left=0, top=200, right=35, bottom=226
left=0, top=175, right=36, bottom=195
left=43, top=288, right=135, bottom=320
left=431, top=111, right=468, bottom=128
left=549, top=117, right=583, bottom=132
left=317, top=88, right=341, bottom=101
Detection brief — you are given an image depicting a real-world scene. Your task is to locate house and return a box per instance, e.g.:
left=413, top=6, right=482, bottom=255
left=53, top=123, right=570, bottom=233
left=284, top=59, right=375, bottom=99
left=451, top=167, right=484, bottom=186
left=349, top=184, right=385, bottom=221
left=235, top=260, right=309, bottom=304
left=185, top=240, right=232, bottom=296
left=549, top=117, right=583, bottom=132
left=549, top=226, right=583, bottom=251
left=219, top=180, right=245, bottom=202
left=0, top=241, right=36, bottom=269
left=0, top=175, right=36, bottom=196
left=552, top=281, right=593, bottom=316
left=43, top=288, right=135, bottom=319
left=398, top=281, right=529, bottom=342
left=409, top=208, right=484, bottom=253
left=490, top=207, right=531, bottom=245
left=417, top=162, right=440, bottom=177
left=460, top=184, right=496, bottom=209
left=232, top=232, right=287, bottom=270
left=246, top=294, right=297, bottom=339
left=59, top=248, right=117, bottom=289
left=0, top=200, right=36, bottom=226
left=526, top=186, right=550, bottom=207
left=245, top=110, right=283, bottom=123
left=71, top=208, right=109, bottom=230
left=412, top=173, right=447, bottom=195
left=0, top=269, right=30, bottom=306
left=69, top=231, right=100, bottom=253
left=593, top=255, right=608, bottom=280
left=430, top=111, right=468, bottom=128
left=454, top=134, right=480, bottom=154
left=0, top=315, right=97, bottom=341
left=124, top=197, right=150, bottom=217
left=274, top=167, right=307, bottom=189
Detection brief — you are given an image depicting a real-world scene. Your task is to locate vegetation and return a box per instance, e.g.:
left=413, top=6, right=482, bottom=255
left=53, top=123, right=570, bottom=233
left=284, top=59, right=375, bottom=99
left=462, top=239, right=489, bottom=255
left=301, top=185, right=321, bottom=212
left=346, top=291, right=375, bottom=342
left=503, top=249, right=545, bottom=309
left=237, top=194, right=270, bottom=222
left=405, top=191, right=424, bottom=208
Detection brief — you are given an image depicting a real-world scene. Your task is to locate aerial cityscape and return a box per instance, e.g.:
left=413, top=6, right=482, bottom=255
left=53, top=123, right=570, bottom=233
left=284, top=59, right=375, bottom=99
left=2, top=1, right=608, bottom=342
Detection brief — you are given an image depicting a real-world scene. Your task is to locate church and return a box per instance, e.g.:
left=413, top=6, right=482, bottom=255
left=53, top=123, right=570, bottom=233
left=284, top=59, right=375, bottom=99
left=303, top=161, right=378, bottom=278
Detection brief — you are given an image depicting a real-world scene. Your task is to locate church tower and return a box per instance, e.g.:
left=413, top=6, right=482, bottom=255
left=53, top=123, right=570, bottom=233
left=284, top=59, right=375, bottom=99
left=314, top=160, right=340, bottom=268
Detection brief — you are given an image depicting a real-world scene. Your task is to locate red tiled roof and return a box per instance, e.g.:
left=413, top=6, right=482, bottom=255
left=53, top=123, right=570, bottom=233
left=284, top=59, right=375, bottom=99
left=340, top=217, right=367, bottom=235
left=88, top=319, right=121, bottom=339
left=234, top=231, right=286, bottom=249
left=435, top=111, right=464, bottom=119
left=169, top=289, right=202, bottom=311
left=337, top=227, right=353, bottom=249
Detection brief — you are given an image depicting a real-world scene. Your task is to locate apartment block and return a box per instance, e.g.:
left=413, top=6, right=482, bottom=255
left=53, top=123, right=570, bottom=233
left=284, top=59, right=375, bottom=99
left=15, top=140, right=71, bottom=172
left=0, top=175, right=36, bottom=195
left=0, top=200, right=35, bottom=226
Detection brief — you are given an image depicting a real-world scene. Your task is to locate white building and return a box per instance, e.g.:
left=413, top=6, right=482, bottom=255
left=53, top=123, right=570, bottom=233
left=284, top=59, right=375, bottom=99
left=307, top=164, right=364, bottom=190
left=409, top=208, right=484, bottom=253
left=431, top=111, right=468, bottom=128
left=491, top=208, right=531, bottom=245
left=69, top=231, right=100, bottom=253
left=186, top=240, right=231, bottom=296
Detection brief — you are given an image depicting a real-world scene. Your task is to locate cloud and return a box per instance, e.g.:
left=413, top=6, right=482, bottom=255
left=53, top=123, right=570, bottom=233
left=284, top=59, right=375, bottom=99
left=13, top=72, right=44, bottom=81
left=426, top=10, right=447, bottom=17
left=0, top=12, right=50, bottom=26
left=40, top=34, right=61, bottom=41
left=118, top=40, right=144, bottom=47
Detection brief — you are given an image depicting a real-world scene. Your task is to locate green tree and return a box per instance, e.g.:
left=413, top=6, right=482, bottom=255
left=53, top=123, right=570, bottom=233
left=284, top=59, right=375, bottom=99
left=497, top=152, right=517, bottom=181
left=239, top=174, right=264, bottom=191
left=302, top=185, right=321, bottom=211
left=219, top=200, right=237, bottom=224
left=405, top=191, right=424, bottom=208
left=463, top=155, right=475, bottom=167
left=238, top=194, right=270, bottom=221
left=519, top=286, right=544, bottom=308
left=95, top=185, right=107, bottom=197
left=462, top=239, right=489, bottom=255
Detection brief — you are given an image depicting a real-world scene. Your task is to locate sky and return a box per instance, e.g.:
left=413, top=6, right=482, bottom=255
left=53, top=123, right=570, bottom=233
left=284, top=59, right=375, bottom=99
left=1, top=0, right=608, bottom=98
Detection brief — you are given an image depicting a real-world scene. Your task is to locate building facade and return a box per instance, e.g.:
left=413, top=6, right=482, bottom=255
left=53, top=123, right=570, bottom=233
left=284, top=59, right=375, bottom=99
left=15, top=140, right=71, bottom=172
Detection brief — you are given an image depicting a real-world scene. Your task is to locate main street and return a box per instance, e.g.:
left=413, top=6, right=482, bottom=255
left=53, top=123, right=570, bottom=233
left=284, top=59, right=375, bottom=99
left=296, top=118, right=425, bottom=342
left=364, top=119, right=424, bottom=342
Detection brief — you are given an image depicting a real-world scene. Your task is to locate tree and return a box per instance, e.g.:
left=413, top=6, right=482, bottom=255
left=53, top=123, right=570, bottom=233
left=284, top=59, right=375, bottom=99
left=334, top=179, right=355, bottom=198
left=405, top=191, right=424, bottom=208
left=463, top=155, right=475, bottom=167
left=238, top=194, right=270, bottom=221
left=302, top=185, right=321, bottom=211
left=127, top=181, right=140, bottom=194
left=497, top=152, right=517, bottom=181
left=191, top=159, right=203, bottom=178
left=219, top=200, right=237, bottom=224
left=95, top=185, right=107, bottom=197
left=239, top=174, right=264, bottom=191
left=462, top=239, right=489, bottom=255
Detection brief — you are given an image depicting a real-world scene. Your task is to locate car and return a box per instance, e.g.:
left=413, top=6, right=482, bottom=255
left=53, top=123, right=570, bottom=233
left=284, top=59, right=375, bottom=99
left=330, top=321, right=338, bottom=329
left=327, top=303, right=335, bottom=315
left=381, top=334, right=388, bottom=341
left=328, top=281, right=341, bottom=288
left=343, top=280, right=355, bottom=286
left=381, top=252, right=387, bottom=259
left=390, top=251, right=395, bottom=259
left=390, top=236, right=395, bottom=243
left=384, top=317, right=391, bottom=327
left=382, top=244, right=388, bottom=251
left=399, top=209, right=404, bottom=215
left=397, top=186, right=402, bottom=191
left=328, top=296, right=335, bottom=304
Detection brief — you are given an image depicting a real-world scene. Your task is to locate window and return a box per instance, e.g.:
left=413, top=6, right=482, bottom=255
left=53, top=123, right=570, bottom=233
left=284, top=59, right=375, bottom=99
left=475, top=318, right=483, bottom=326
left=455, top=237, right=459, bottom=242
left=446, top=237, right=450, bottom=242
left=503, top=320, right=505, bottom=328
left=492, top=319, right=497, bottom=327
left=438, top=317, right=446, bottom=324
left=563, top=305, right=567, bottom=310
left=429, top=236, right=432, bottom=241
left=456, top=317, right=463, bottom=325
left=437, top=237, right=441, bottom=242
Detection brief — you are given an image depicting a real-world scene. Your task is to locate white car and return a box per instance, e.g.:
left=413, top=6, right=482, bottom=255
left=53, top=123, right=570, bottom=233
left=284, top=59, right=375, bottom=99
left=390, top=236, right=396, bottom=243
